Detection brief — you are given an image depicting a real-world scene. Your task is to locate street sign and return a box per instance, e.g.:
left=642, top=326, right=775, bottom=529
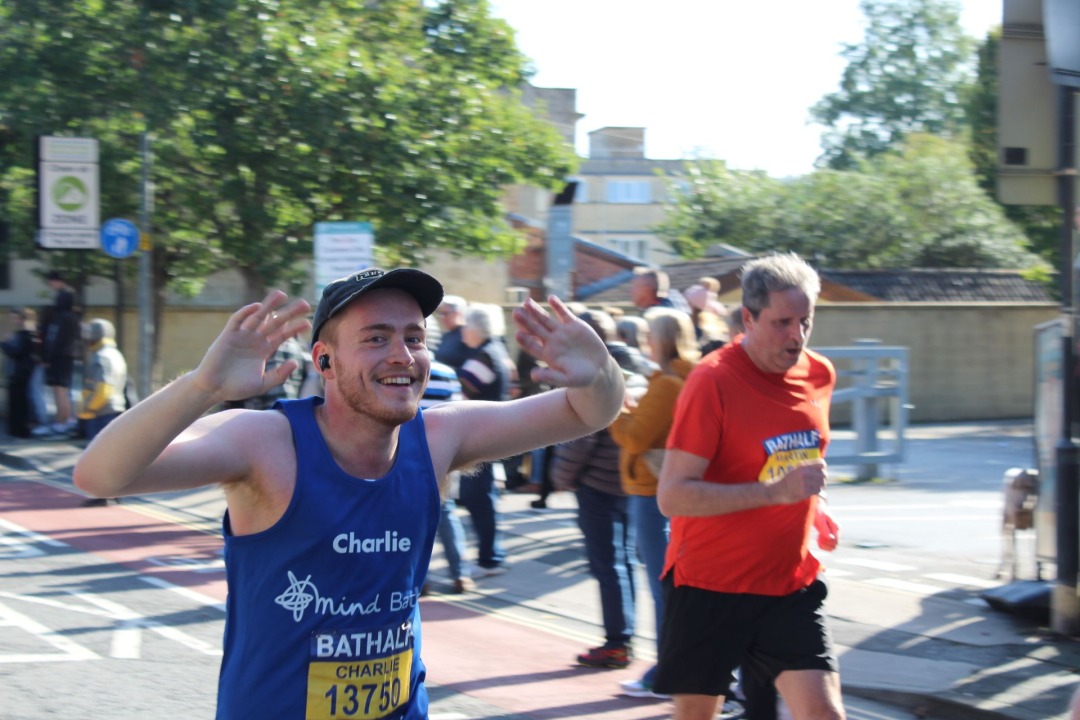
left=100, top=218, right=140, bottom=259
left=37, top=136, right=100, bottom=250
left=39, top=161, right=100, bottom=230
left=38, top=229, right=99, bottom=250
left=314, top=222, right=374, bottom=297
left=39, top=136, right=99, bottom=163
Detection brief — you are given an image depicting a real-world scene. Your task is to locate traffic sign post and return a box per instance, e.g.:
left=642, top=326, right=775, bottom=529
left=37, top=136, right=100, bottom=250
left=100, top=218, right=140, bottom=259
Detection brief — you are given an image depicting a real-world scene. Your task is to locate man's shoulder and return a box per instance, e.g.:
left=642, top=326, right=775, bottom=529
left=804, top=346, right=834, bottom=366
left=802, top=347, right=837, bottom=381
left=217, top=405, right=295, bottom=435
left=174, top=407, right=297, bottom=495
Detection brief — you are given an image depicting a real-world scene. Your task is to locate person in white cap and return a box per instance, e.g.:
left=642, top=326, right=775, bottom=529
left=74, top=267, right=625, bottom=720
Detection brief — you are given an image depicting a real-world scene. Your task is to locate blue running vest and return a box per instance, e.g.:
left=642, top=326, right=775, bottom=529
left=216, top=397, right=440, bottom=719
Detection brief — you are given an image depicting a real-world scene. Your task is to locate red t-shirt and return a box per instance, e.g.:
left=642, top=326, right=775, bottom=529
left=663, top=342, right=835, bottom=596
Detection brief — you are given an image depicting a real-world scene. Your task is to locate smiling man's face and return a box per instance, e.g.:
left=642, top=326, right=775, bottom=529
left=322, top=288, right=431, bottom=426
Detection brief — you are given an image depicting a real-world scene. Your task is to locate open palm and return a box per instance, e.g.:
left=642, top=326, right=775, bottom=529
left=513, top=296, right=610, bottom=388
left=192, top=291, right=311, bottom=403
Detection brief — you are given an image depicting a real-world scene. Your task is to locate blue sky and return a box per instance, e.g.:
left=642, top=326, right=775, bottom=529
left=489, top=0, right=1003, bottom=178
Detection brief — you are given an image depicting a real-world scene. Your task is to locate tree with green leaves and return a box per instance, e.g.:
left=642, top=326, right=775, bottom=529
left=656, top=161, right=783, bottom=259
left=659, top=134, right=1046, bottom=272
left=0, top=0, right=574, bottom=379
left=811, top=0, right=976, bottom=170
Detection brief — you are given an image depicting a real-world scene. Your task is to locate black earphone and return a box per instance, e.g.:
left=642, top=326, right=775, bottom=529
left=319, top=355, right=331, bottom=371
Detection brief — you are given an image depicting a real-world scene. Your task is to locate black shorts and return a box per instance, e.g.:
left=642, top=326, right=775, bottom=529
left=652, top=574, right=837, bottom=697
left=45, top=357, right=75, bottom=388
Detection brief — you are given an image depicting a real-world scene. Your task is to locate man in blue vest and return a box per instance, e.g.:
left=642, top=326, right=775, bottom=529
left=74, top=267, right=624, bottom=720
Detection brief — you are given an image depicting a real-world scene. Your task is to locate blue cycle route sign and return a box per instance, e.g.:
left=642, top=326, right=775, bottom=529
left=100, top=218, right=140, bottom=259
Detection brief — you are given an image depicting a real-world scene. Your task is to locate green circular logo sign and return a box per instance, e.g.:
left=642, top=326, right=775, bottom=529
left=52, top=176, right=88, bottom=212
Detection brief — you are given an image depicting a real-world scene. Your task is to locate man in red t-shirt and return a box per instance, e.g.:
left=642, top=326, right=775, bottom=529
left=653, top=252, right=844, bottom=720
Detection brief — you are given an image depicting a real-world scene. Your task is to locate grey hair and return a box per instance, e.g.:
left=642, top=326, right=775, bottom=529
left=86, top=318, right=116, bottom=344
left=464, top=303, right=505, bottom=340
left=740, top=253, right=820, bottom=318
left=440, top=295, right=467, bottom=314
left=633, top=266, right=670, bottom=295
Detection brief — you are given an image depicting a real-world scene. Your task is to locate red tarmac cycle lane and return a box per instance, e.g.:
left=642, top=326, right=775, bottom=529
left=0, top=480, right=229, bottom=601
left=1, top=479, right=673, bottom=719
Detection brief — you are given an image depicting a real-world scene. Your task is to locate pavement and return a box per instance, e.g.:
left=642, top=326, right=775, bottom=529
left=1, top=420, right=1079, bottom=719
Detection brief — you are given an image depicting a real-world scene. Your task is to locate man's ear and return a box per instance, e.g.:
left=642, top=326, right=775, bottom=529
left=312, top=342, right=332, bottom=376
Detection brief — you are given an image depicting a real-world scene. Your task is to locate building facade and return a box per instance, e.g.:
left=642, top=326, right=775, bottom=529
left=570, top=127, right=685, bottom=267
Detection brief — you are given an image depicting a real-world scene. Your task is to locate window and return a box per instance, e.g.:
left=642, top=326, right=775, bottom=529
left=611, top=238, right=648, bottom=260
left=605, top=180, right=651, bottom=204
left=575, top=179, right=589, bottom=203
left=565, top=176, right=588, bottom=203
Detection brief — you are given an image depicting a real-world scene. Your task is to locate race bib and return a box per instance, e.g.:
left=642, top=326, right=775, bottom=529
left=758, top=430, right=822, bottom=482
left=305, top=621, right=414, bottom=719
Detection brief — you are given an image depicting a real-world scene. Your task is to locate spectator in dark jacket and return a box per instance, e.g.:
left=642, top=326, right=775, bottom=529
left=551, top=307, right=649, bottom=671
left=434, top=295, right=469, bottom=370
left=2, top=307, right=39, bottom=438
left=456, top=303, right=511, bottom=575
left=552, top=425, right=636, bottom=670
left=35, top=271, right=81, bottom=435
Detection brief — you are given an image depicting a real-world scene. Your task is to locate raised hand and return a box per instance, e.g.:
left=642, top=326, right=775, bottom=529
left=192, top=290, right=311, bottom=404
left=512, top=296, right=611, bottom=388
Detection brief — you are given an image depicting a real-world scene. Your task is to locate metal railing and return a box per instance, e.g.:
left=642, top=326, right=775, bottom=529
left=817, top=340, right=910, bottom=481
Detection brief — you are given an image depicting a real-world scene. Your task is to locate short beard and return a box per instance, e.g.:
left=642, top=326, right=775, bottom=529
left=339, top=380, right=419, bottom=428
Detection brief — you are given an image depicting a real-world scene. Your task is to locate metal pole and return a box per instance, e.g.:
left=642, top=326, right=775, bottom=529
left=134, top=0, right=153, bottom=399
left=137, top=130, right=153, bottom=399
left=114, top=260, right=124, bottom=351
left=1052, top=84, right=1080, bottom=635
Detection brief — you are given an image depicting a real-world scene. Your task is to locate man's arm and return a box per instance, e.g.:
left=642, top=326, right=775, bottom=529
left=73, top=291, right=311, bottom=498
left=656, top=449, right=828, bottom=518
left=424, top=296, right=624, bottom=475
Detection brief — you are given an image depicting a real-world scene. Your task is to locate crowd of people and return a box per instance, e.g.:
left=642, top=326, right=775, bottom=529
left=2, top=271, right=131, bottom=448
left=7, top=254, right=846, bottom=719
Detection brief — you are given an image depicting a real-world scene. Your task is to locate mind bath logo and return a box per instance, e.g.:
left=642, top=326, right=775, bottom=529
left=275, top=570, right=383, bottom=623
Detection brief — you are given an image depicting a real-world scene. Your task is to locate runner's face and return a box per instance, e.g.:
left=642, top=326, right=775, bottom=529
left=743, top=288, right=813, bottom=374
left=327, top=289, right=430, bottom=426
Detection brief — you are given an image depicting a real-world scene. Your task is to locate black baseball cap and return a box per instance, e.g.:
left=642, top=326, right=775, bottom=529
left=311, top=268, right=444, bottom=346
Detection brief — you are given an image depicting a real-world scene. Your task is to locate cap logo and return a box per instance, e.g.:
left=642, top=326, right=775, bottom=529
left=355, top=269, right=383, bottom=281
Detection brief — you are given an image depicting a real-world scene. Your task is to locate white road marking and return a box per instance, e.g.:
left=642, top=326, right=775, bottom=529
left=0, top=591, right=113, bottom=618
left=865, top=577, right=945, bottom=596
left=140, top=575, right=226, bottom=612
left=0, top=599, right=98, bottom=663
left=0, top=517, right=67, bottom=545
left=76, top=591, right=222, bottom=657
left=832, top=558, right=915, bottom=572
left=146, top=555, right=226, bottom=573
left=923, top=573, right=1000, bottom=589
left=75, top=593, right=143, bottom=659
left=0, top=517, right=67, bottom=559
